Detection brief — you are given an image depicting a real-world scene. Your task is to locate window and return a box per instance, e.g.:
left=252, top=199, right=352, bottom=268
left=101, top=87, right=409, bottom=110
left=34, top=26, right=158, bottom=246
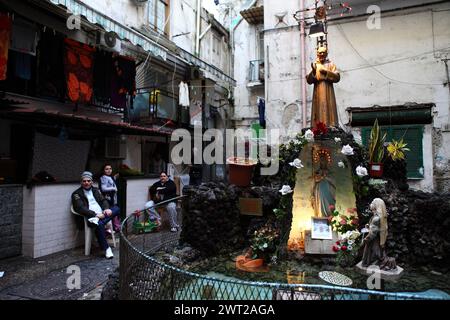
left=256, top=25, right=264, bottom=60
left=212, top=35, right=221, bottom=66
left=148, top=0, right=168, bottom=34
left=361, top=125, right=424, bottom=179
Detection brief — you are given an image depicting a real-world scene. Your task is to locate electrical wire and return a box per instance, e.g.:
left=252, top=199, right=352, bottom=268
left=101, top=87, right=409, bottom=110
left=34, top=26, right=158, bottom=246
left=336, top=23, right=446, bottom=86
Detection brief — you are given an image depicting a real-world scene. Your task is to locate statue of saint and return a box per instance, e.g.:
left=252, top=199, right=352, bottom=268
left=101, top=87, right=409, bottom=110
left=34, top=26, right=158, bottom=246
left=306, top=46, right=340, bottom=127
left=361, top=198, right=397, bottom=270
left=310, top=148, right=336, bottom=217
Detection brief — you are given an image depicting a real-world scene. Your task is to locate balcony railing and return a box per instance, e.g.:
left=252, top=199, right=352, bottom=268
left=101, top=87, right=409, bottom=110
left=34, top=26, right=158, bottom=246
left=249, top=60, right=264, bottom=84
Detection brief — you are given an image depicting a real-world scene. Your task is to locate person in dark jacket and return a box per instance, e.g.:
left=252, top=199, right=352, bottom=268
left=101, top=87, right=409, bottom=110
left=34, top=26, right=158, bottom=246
left=71, top=171, right=119, bottom=258
left=151, top=171, right=179, bottom=232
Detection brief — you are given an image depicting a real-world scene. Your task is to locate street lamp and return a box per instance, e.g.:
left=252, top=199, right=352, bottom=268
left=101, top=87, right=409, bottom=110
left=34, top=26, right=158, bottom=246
left=308, top=21, right=326, bottom=38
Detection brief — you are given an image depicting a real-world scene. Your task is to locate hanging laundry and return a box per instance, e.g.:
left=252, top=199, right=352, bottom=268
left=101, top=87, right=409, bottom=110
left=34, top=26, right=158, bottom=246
left=178, top=81, right=190, bottom=107
left=64, top=38, right=95, bottom=104
left=13, top=51, right=32, bottom=80
left=258, top=97, right=266, bottom=128
left=111, top=55, right=136, bottom=109
left=11, top=17, right=38, bottom=55
left=0, top=14, right=12, bottom=80
left=93, top=50, right=113, bottom=104
left=37, top=29, right=65, bottom=99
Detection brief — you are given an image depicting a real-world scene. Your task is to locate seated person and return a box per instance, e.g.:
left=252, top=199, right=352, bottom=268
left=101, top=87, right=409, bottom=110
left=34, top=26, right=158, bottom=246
left=71, top=171, right=120, bottom=259
left=151, top=171, right=180, bottom=232
left=144, top=185, right=162, bottom=227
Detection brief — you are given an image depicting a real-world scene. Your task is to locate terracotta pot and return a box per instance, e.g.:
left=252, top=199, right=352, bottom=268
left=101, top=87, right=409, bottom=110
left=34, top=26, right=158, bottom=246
left=226, top=157, right=257, bottom=187
left=369, top=163, right=384, bottom=178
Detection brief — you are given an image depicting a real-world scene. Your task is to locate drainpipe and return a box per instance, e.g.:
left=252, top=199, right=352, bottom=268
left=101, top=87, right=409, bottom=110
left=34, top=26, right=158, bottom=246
left=300, top=0, right=307, bottom=129
left=195, top=0, right=202, bottom=56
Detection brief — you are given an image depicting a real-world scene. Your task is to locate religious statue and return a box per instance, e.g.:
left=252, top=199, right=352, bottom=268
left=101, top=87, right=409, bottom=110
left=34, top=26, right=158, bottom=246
left=361, top=198, right=397, bottom=270
left=311, top=147, right=336, bottom=217
left=306, top=46, right=340, bottom=127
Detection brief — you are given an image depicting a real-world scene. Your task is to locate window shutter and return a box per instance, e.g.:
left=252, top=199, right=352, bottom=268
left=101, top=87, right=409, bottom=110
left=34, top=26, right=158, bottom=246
left=391, top=126, right=424, bottom=178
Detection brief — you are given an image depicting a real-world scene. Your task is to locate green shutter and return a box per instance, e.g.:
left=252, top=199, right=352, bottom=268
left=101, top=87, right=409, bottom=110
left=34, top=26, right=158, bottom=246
left=360, top=125, right=424, bottom=179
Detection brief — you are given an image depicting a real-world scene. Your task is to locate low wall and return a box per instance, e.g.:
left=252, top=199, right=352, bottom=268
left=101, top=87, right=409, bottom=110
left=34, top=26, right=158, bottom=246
left=125, top=177, right=159, bottom=216
left=0, top=185, right=23, bottom=259
left=22, top=183, right=83, bottom=258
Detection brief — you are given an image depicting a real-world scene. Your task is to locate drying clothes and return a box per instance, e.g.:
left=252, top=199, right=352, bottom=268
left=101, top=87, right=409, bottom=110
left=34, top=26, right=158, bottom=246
left=37, top=29, right=65, bottom=99
left=13, top=51, right=32, bottom=80
left=0, top=14, right=11, bottom=80
left=258, top=97, right=266, bottom=128
left=93, top=50, right=113, bottom=104
left=64, top=38, right=95, bottom=104
left=111, top=55, right=135, bottom=109
left=178, top=81, right=190, bottom=107
left=10, top=17, right=38, bottom=55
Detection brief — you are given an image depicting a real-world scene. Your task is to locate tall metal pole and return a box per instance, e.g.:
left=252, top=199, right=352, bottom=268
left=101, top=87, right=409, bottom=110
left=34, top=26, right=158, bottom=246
left=300, top=0, right=307, bottom=129
left=195, top=0, right=202, bottom=56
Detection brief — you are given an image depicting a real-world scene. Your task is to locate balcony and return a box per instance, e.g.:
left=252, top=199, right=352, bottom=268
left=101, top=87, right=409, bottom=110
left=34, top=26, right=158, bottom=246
left=248, top=60, right=264, bottom=87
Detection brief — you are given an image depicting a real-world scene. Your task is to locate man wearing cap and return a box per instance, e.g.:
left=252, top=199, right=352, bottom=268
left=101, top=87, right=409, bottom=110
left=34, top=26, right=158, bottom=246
left=71, top=171, right=120, bottom=259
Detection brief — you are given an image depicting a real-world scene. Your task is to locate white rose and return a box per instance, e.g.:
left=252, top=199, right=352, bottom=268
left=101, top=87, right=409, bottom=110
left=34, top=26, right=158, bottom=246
left=289, top=158, right=304, bottom=169
left=304, top=129, right=314, bottom=142
left=334, top=137, right=341, bottom=143
left=341, top=144, right=354, bottom=155
left=279, top=185, right=293, bottom=195
left=338, top=161, right=345, bottom=168
left=356, top=165, right=368, bottom=177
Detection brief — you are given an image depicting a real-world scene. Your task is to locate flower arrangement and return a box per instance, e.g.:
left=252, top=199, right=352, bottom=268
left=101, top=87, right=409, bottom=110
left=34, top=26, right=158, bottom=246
left=327, top=205, right=359, bottom=234
left=250, top=224, right=280, bottom=261
left=312, top=121, right=328, bottom=136
left=332, top=230, right=362, bottom=267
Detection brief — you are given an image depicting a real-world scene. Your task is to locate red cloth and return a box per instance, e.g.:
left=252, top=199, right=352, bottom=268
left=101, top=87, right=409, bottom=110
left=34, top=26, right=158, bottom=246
left=64, top=38, right=95, bottom=104
left=0, top=14, right=12, bottom=80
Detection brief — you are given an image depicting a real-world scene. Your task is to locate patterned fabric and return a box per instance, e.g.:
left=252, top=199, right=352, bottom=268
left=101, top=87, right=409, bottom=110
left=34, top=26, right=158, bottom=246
left=64, top=38, right=95, bottom=104
left=0, top=14, right=11, bottom=80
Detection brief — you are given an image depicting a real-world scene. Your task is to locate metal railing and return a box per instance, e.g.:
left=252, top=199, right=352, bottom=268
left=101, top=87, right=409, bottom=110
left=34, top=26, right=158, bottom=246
left=119, top=198, right=447, bottom=300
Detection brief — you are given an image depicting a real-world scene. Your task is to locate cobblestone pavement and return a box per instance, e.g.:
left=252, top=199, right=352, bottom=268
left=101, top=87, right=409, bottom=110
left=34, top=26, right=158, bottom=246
left=0, top=238, right=119, bottom=300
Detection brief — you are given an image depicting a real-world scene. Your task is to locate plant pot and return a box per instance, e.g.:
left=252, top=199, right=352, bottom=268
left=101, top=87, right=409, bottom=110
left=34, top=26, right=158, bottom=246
left=226, top=157, right=257, bottom=187
left=369, top=163, right=384, bottom=178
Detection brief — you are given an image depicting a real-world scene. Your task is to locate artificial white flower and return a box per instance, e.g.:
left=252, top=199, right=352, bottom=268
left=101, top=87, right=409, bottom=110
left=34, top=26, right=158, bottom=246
left=334, top=137, right=341, bottom=143
left=279, top=185, right=293, bottom=195
left=289, top=158, right=304, bottom=169
left=341, top=144, right=354, bottom=155
left=304, top=129, right=314, bottom=142
left=347, top=240, right=354, bottom=245
left=356, top=165, right=368, bottom=177
left=347, top=245, right=353, bottom=251
left=338, top=161, right=345, bottom=168
left=349, top=230, right=361, bottom=240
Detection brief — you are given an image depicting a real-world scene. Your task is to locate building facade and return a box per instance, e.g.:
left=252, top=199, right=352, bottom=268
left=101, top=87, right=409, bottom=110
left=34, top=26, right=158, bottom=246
left=230, top=0, right=450, bottom=192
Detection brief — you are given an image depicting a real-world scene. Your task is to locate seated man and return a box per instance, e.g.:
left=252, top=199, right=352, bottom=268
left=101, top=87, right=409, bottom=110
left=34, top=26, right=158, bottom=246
left=151, top=171, right=180, bottom=232
left=71, top=171, right=120, bottom=259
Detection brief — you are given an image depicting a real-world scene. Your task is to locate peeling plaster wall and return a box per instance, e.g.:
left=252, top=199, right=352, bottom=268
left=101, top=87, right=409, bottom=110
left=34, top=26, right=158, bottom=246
left=81, top=0, right=147, bottom=28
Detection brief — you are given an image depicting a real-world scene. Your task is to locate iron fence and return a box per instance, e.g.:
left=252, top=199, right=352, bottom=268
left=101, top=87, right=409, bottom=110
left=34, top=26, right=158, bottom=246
left=119, top=199, right=446, bottom=300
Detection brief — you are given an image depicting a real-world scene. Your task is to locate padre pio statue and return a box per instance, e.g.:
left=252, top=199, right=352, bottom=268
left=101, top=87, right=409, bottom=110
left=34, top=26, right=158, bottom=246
left=306, top=46, right=340, bottom=127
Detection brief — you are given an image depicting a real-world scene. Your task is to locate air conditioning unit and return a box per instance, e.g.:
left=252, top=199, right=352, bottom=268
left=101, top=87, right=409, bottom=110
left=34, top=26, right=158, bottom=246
left=96, top=31, right=121, bottom=52
left=105, top=136, right=126, bottom=159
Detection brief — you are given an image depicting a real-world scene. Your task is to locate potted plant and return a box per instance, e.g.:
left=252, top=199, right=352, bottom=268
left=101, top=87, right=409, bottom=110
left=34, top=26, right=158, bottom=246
left=387, top=138, right=410, bottom=161
left=368, top=119, right=387, bottom=177
left=226, top=157, right=257, bottom=187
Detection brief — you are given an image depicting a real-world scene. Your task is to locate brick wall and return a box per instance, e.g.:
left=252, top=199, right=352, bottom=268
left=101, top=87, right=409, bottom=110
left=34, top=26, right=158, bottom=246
left=0, top=185, right=23, bottom=259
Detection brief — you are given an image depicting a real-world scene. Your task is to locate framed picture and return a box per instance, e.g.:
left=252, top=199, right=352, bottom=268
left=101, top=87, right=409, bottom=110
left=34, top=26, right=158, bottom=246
left=311, top=217, right=333, bottom=240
